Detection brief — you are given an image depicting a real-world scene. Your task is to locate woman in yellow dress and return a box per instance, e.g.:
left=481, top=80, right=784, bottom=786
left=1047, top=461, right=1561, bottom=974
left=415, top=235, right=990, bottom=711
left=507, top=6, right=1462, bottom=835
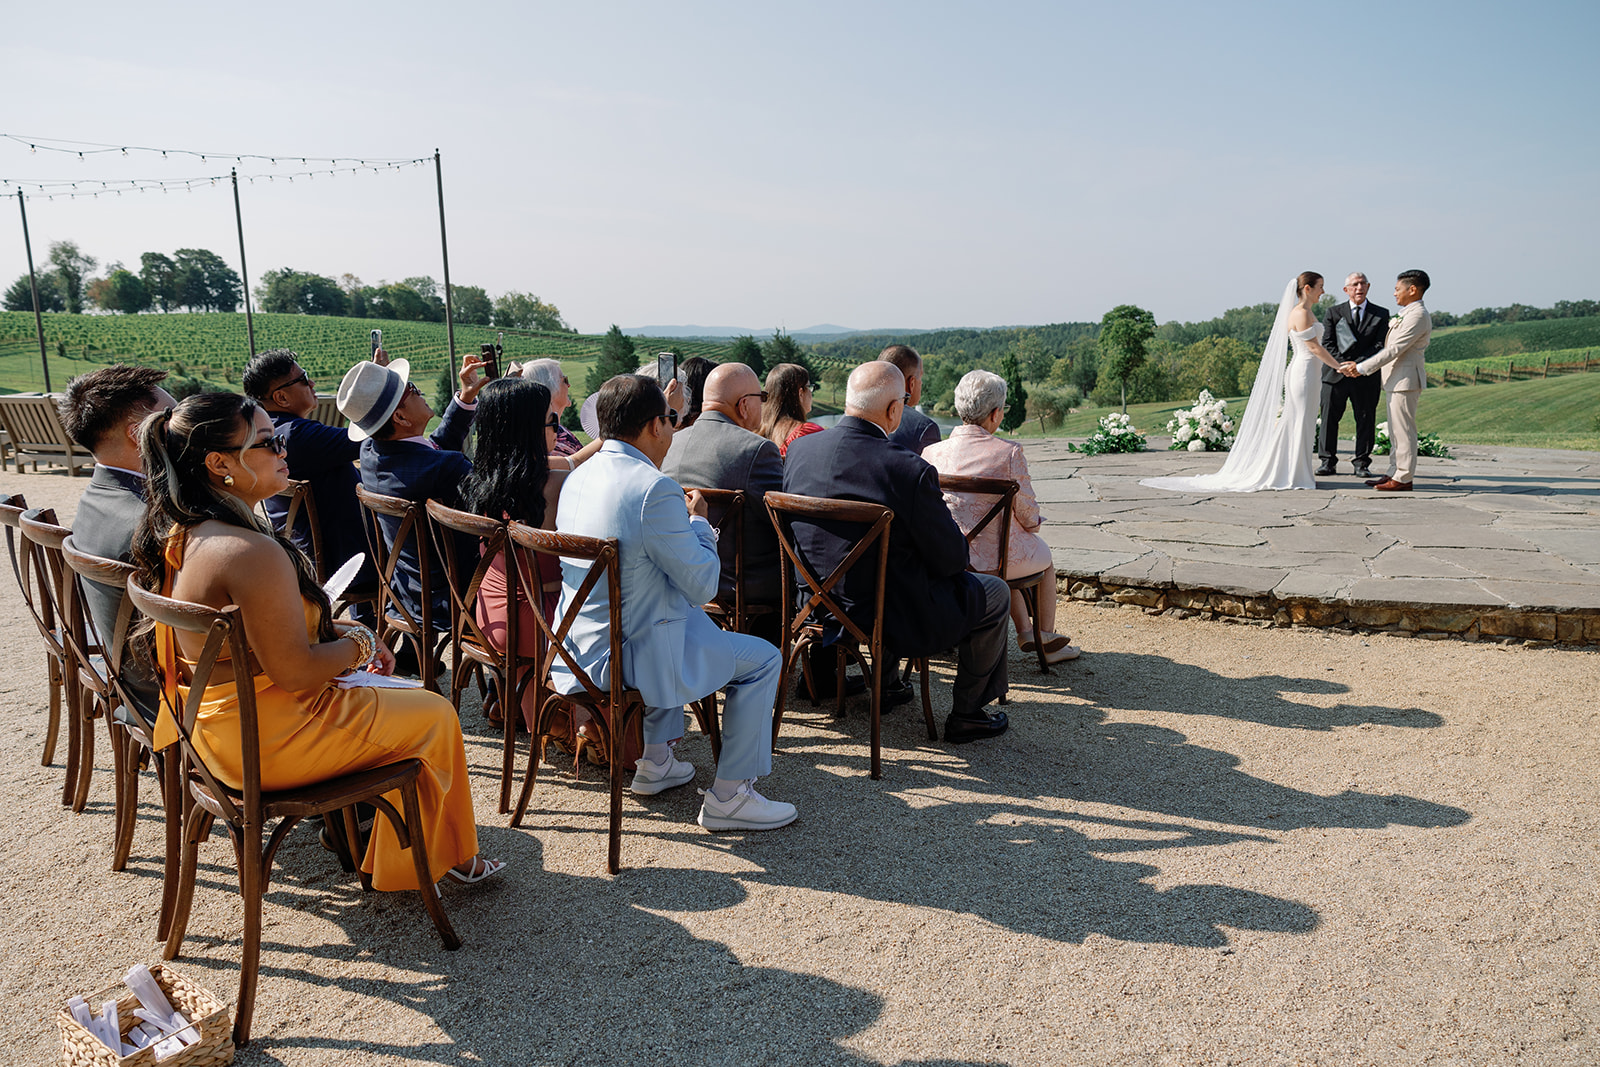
left=133, top=391, right=502, bottom=890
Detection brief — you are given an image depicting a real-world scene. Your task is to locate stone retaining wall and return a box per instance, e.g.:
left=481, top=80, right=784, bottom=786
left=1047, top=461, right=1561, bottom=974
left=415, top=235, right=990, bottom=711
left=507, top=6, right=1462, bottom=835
left=1055, top=572, right=1600, bottom=649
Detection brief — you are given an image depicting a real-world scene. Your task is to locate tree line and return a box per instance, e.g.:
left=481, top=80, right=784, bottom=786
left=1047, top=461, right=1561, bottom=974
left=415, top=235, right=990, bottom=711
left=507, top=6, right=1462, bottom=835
left=2, top=238, right=572, bottom=333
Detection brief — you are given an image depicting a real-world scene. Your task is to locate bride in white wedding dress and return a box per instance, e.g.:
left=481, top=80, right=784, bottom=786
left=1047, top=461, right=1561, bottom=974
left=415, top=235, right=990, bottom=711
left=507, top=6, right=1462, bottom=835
left=1142, top=272, right=1346, bottom=493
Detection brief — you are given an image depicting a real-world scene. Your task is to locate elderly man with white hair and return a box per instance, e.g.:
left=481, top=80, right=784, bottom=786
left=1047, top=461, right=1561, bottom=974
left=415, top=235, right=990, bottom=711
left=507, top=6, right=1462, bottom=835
left=782, top=361, right=1013, bottom=744
left=517, top=357, right=585, bottom=457
left=924, top=369, right=1078, bottom=664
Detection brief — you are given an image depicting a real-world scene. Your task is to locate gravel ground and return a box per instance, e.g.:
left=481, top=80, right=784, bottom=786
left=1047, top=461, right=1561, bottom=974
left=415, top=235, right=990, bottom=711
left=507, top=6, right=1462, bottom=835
left=1, top=469, right=1596, bottom=1066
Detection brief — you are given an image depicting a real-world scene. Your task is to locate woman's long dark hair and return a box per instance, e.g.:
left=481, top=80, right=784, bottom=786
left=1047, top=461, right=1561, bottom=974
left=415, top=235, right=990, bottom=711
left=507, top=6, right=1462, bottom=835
left=681, top=356, right=715, bottom=426
left=131, top=391, right=336, bottom=646
left=464, top=377, right=552, bottom=526
left=760, top=362, right=812, bottom=449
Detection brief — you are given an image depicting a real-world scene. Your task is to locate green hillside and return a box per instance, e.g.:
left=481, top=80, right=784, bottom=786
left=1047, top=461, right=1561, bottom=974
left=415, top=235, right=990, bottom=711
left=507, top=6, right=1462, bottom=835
left=1424, top=317, right=1600, bottom=363
left=1019, top=370, right=1600, bottom=452
left=0, top=311, right=736, bottom=396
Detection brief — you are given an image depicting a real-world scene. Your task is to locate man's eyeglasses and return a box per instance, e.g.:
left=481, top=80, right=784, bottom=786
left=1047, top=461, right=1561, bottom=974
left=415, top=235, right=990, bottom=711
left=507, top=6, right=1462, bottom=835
left=245, top=432, right=289, bottom=457
left=739, top=391, right=769, bottom=404
left=276, top=373, right=311, bottom=392
left=402, top=382, right=421, bottom=399
left=900, top=392, right=912, bottom=404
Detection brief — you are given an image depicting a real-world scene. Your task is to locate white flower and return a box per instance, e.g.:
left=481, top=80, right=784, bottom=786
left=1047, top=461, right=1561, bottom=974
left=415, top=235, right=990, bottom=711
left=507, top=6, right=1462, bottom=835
left=1187, top=439, right=1205, bottom=451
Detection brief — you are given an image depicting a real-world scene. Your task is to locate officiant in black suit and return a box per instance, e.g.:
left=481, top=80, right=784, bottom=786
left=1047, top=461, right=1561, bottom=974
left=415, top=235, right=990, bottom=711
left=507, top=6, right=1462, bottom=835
left=1317, top=272, right=1390, bottom=477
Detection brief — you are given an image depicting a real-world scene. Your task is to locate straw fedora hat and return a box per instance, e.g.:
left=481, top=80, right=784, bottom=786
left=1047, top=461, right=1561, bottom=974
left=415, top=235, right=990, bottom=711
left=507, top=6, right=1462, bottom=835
left=337, top=358, right=412, bottom=441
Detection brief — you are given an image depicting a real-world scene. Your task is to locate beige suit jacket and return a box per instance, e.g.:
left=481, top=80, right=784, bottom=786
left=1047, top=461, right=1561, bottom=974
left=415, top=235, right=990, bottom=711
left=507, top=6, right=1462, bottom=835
left=1356, top=302, right=1432, bottom=391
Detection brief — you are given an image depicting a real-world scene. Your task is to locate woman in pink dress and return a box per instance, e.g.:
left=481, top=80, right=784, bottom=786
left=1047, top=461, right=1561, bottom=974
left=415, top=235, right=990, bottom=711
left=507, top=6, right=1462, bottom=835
left=923, top=369, right=1079, bottom=664
left=760, top=363, right=824, bottom=457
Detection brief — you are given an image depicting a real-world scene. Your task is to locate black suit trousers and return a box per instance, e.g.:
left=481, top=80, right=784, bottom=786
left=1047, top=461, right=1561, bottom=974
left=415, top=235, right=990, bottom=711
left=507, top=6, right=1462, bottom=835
left=1318, top=374, right=1382, bottom=465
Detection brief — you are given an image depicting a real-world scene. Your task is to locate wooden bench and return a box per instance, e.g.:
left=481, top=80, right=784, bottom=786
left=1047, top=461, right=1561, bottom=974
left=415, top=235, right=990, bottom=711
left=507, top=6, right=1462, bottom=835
left=0, top=394, right=88, bottom=476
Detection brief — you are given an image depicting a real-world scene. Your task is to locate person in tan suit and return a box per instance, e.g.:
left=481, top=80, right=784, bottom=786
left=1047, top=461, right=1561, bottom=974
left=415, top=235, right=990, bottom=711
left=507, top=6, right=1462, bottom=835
left=1340, top=269, right=1432, bottom=491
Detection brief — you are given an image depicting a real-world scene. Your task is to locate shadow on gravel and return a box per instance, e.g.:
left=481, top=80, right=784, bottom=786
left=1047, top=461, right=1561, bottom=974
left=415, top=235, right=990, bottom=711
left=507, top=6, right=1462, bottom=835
left=1049, top=651, right=1445, bottom=731
left=163, top=833, right=1004, bottom=1067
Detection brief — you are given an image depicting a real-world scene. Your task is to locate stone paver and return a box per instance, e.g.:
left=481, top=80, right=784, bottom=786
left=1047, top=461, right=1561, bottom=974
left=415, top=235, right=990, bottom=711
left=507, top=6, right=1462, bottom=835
left=1023, top=437, right=1600, bottom=643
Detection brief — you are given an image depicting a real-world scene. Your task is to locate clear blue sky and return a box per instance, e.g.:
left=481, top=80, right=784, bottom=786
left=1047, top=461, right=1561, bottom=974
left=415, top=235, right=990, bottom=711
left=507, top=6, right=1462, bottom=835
left=3, top=0, right=1596, bottom=333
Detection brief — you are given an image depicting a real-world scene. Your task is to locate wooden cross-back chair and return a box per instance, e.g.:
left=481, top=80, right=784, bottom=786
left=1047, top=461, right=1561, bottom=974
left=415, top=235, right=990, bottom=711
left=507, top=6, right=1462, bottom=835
left=684, top=487, right=776, bottom=637
left=764, top=491, right=938, bottom=781
left=504, top=521, right=722, bottom=874
left=425, top=501, right=526, bottom=814
left=14, top=507, right=89, bottom=807
left=271, top=479, right=379, bottom=621
left=355, top=485, right=449, bottom=693
left=61, top=537, right=184, bottom=934
left=0, top=492, right=68, bottom=770
left=935, top=473, right=1052, bottom=678
left=124, top=581, right=461, bottom=1049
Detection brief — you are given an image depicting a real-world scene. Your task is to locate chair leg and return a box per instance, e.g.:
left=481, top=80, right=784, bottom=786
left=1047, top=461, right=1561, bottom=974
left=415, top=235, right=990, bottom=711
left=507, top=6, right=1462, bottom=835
left=156, top=756, right=183, bottom=944
left=72, top=703, right=97, bottom=813
left=163, top=806, right=214, bottom=961
left=498, top=670, right=517, bottom=816
left=606, top=713, right=626, bottom=875
left=61, top=672, right=81, bottom=808
left=868, top=657, right=882, bottom=781
left=321, top=811, right=358, bottom=875
left=41, top=654, right=61, bottom=767
left=402, top=783, right=461, bottom=950
left=918, top=659, right=937, bottom=740
left=232, top=843, right=266, bottom=1047
left=110, top=729, right=136, bottom=872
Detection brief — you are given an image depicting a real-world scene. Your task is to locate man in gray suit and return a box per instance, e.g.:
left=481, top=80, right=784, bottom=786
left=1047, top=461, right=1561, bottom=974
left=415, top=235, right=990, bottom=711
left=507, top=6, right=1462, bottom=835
left=661, top=362, right=783, bottom=615
left=58, top=366, right=176, bottom=723
left=879, top=345, right=942, bottom=455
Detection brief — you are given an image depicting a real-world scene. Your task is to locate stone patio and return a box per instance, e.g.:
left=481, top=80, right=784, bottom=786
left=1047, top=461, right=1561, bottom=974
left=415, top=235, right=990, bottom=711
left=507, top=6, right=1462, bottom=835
left=1020, top=437, right=1600, bottom=646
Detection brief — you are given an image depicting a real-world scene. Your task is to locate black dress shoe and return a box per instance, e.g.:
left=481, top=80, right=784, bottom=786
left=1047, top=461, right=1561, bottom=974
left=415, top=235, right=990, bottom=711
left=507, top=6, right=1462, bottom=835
left=800, top=671, right=867, bottom=702
left=1364, top=475, right=1391, bottom=487
left=1353, top=465, right=1373, bottom=479
left=880, top=677, right=915, bottom=708
left=944, top=709, right=1009, bottom=744
left=1315, top=463, right=1337, bottom=477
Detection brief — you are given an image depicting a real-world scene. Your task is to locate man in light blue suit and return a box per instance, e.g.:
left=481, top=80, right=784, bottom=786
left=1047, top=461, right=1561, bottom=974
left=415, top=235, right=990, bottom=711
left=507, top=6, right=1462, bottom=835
left=552, top=374, right=797, bottom=831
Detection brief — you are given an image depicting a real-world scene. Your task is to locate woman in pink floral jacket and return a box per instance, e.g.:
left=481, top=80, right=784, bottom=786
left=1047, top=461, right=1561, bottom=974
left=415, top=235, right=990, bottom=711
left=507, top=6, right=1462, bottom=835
left=923, top=369, right=1078, bottom=664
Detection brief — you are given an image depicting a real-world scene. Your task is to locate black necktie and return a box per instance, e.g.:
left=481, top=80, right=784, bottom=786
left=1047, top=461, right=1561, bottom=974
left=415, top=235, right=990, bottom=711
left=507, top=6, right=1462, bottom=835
left=1353, top=305, right=1361, bottom=328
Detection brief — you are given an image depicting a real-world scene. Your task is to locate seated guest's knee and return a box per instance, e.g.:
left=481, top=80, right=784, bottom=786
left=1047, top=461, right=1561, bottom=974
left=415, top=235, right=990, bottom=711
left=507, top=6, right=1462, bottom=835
left=976, top=572, right=1010, bottom=621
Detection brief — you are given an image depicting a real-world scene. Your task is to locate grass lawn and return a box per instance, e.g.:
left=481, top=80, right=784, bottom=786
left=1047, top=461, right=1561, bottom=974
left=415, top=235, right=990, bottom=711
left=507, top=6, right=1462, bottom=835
left=1008, top=371, right=1600, bottom=452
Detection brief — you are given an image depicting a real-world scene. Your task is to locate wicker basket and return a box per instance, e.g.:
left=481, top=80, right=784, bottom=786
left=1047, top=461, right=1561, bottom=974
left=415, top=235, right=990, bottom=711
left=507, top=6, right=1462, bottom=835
left=57, top=964, right=233, bottom=1067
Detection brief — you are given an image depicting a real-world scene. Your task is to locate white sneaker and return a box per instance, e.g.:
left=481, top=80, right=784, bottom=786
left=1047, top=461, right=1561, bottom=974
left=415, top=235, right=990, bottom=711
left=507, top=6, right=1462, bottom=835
left=629, top=753, right=696, bottom=795
left=697, top=781, right=798, bottom=831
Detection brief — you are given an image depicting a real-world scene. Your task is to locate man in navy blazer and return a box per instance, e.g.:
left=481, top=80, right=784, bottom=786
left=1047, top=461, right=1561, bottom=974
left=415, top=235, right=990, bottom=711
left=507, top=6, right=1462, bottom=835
left=553, top=374, right=797, bottom=831
left=59, top=365, right=176, bottom=724
left=340, top=353, right=485, bottom=633
left=878, top=345, right=942, bottom=456
left=783, top=362, right=1011, bottom=743
left=245, top=349, right=375, bottom=614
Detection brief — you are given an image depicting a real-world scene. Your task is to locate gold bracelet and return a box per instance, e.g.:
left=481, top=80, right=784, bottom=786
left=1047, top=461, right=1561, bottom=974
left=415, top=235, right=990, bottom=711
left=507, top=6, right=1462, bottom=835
left=344, top=624, right=376, bottom=669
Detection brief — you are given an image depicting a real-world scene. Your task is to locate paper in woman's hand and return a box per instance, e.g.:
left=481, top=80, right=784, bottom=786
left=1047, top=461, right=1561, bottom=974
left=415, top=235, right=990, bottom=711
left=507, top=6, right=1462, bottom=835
left=337, top=670, right=425, bottom=690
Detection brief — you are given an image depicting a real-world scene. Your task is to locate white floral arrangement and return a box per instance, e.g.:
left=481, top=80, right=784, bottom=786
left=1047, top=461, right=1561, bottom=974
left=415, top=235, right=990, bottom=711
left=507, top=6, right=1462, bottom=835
left=1165, top=390, right=1235, bottom=452
left=1068, top=411, right=1148, bottom=455
left=1374, top=421, right=1453, bottom=458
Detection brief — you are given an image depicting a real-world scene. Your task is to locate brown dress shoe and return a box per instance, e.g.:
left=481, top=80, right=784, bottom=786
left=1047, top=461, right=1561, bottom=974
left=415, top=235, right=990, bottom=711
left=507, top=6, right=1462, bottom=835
left=1374, top=478, right=1413, bottom=492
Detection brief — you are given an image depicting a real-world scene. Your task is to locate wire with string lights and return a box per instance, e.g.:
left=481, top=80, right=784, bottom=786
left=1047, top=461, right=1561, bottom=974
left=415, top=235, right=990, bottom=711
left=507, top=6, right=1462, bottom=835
left=1, top=133, right=424, bottom=169
left=0, top=159, right=430, bottom=200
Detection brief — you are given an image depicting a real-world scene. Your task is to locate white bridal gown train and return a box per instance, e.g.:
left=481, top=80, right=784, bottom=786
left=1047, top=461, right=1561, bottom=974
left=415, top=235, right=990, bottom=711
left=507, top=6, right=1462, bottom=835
left=1142, top=280, right=1319, bottom=493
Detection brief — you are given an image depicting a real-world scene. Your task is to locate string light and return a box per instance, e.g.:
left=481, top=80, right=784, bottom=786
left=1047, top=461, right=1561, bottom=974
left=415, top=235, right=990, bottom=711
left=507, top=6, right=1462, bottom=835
left=1, top=133, right=421, bottom=166
left=0, top=158, right=429, bottom=199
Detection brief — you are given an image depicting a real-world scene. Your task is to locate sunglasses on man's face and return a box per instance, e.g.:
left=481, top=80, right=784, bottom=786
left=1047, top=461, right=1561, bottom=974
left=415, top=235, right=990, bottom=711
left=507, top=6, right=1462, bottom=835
left=277, top=372, right=312, bottom=392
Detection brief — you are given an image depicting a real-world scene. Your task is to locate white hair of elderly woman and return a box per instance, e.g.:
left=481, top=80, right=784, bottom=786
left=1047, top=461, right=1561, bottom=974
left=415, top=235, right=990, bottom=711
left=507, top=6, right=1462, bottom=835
left=518, top=358, right=564, bottom=394
left=954, top=369, right=1008, bottom=423
left=635, top=359, right=689, bottom=387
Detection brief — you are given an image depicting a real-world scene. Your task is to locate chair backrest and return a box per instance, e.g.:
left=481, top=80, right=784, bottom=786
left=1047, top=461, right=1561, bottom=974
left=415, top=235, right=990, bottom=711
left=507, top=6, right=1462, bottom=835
left=61, top=535, right=145, bottom=727
left=685, top=486, right=746, bottom=629
left=504, top=522, right=626, bottom=713
left=311, top=394, right=346, bottom=429
left=10, top=504, right=68, bottom=660
left=763, top=491, right=893, bottom=655
left=425, top=500, right=514, bottom=684
left=270, top=479, right=328, bottom=582
left=355, top=484, right=437, bottom=640
left=0, top=394, right=86, bottom=473
left=124, top=581, right=261, bottom=829
left=935, top=473, right=1017, bottom=579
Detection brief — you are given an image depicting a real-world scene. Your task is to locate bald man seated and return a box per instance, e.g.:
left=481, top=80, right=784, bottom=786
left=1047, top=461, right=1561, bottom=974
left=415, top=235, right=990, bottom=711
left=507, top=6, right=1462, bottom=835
left=661, top=362, right=785, bottom=615
left=782, top=362, right=1012, bottom=743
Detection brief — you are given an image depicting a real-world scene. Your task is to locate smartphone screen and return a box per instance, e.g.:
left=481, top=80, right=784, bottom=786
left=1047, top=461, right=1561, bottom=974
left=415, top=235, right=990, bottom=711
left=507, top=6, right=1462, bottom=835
left=370, top=329, right=382, bottom=356
left=657, top=352, right=677, bottom=387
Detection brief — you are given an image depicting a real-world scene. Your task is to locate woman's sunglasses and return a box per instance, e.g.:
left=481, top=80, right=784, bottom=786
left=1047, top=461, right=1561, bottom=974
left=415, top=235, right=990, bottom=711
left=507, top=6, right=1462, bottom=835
left=246, top=432, right=289, bottom=457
